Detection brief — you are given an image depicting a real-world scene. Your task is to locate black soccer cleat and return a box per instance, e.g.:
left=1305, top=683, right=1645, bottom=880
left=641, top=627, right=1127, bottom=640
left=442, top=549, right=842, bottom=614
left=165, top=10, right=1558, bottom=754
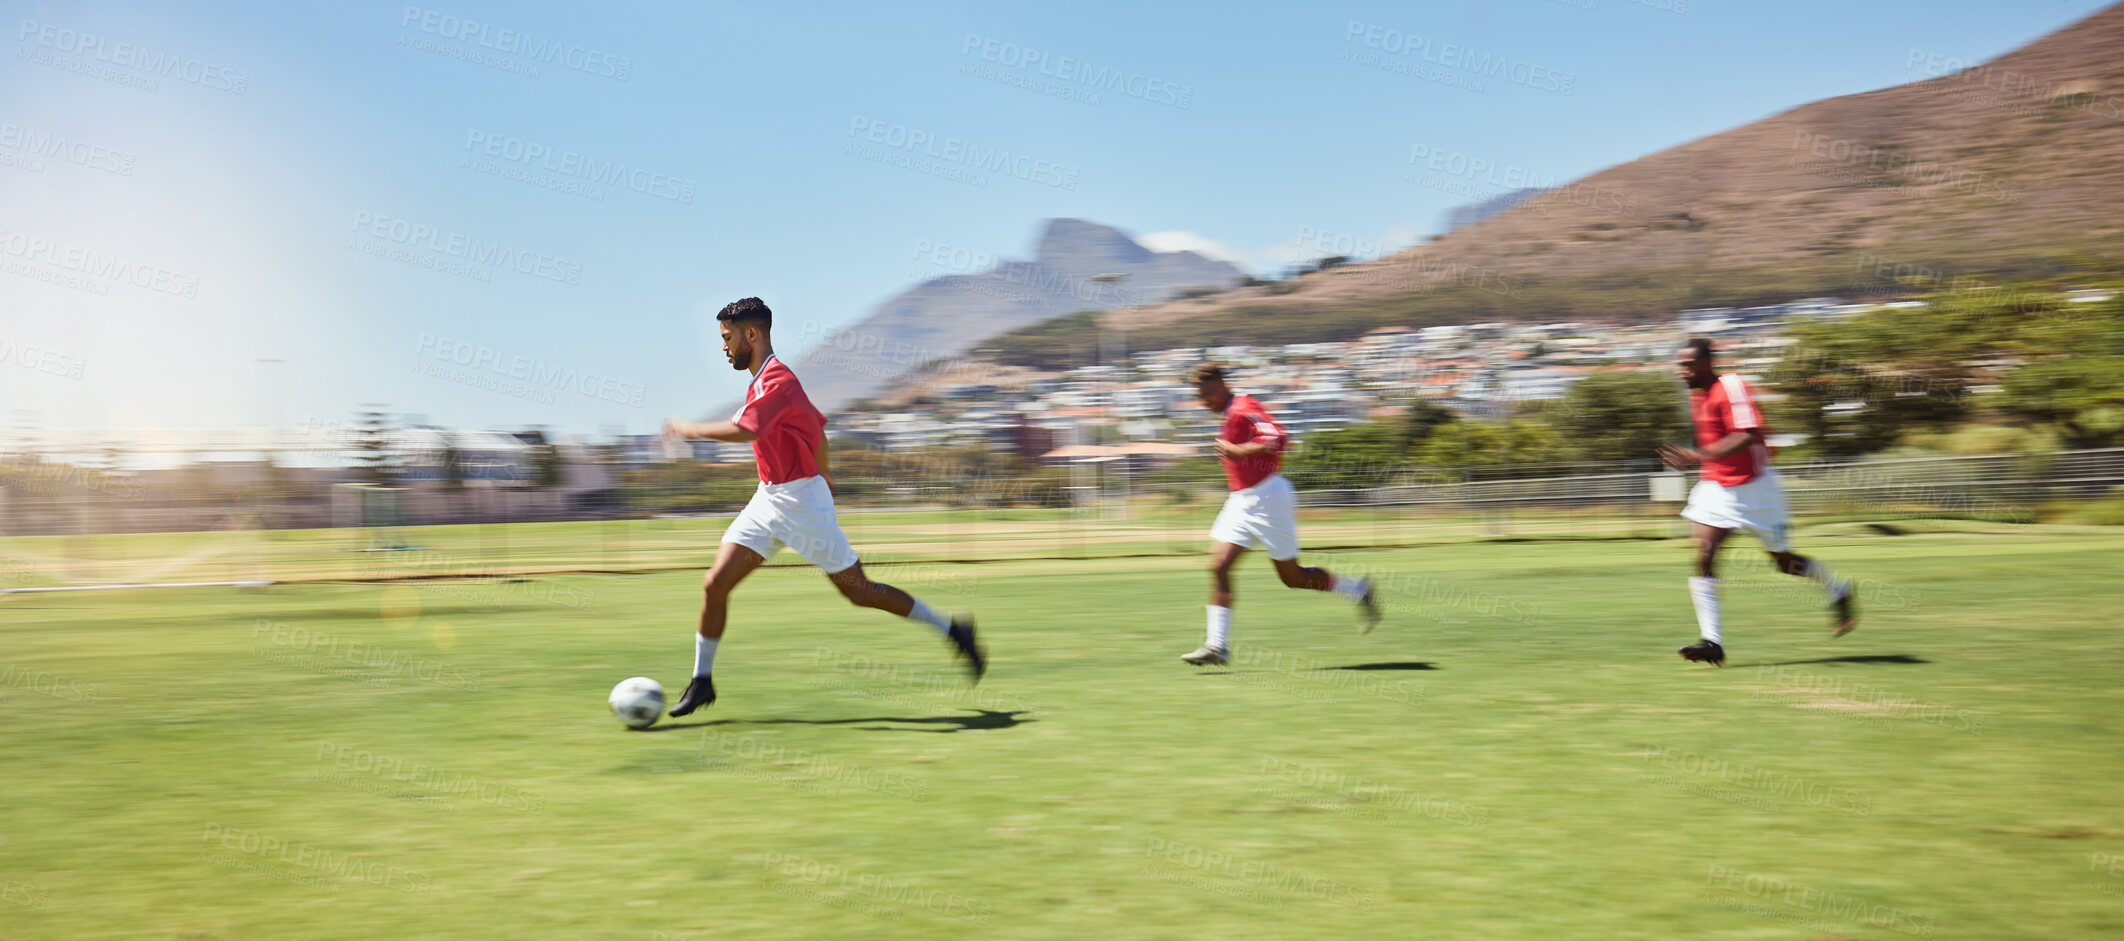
left=1831, top=587, right=1858, bottom=637
left=667, top=674, right=716, bottom=717
left=946, top=616, right=986, bottom=683
left=1678, top=639, right=1725, bottom=667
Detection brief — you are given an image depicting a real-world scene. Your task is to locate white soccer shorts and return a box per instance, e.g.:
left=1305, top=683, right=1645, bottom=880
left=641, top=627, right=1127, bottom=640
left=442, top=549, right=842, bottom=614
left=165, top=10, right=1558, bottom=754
left=721, top=475, right=860, bottom=574
left=1681, top=470, right=1794, bottom=553
left=1209, top=473, right=1301, bottom=561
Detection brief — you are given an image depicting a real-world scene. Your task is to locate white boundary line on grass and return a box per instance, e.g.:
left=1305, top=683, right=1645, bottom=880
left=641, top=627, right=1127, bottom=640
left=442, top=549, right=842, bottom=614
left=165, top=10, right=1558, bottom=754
left=0, top=580, right=273, bottom=595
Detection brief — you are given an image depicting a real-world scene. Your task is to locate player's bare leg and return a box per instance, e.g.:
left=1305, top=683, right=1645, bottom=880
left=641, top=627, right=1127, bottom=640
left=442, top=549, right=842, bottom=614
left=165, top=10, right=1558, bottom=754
left=1272, top=556, right=1379, bottom=633
left=1769, top=550, right=1857, bottom=635
left=827, top=561, right=985, bottom=681
left=1208, top=541, right=1244, bottom=609
left=1692, top=522, right=1729, bottom=579
left=1680, top=523, right=1730, bottom=666
left=1271, top=556, right=1330, bottom=591
left=826, top=560, right=917, bottom=615
left=1185, top=542, right=1246, bottom=665
left=672, top=541, right=767, bottom=716
left=699, top=541, right=767, bottom=640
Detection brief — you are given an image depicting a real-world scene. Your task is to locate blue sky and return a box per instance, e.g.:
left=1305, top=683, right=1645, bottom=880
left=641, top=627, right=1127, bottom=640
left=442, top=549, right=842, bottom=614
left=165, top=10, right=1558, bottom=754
left=0, top=0, right=2106, bottom=437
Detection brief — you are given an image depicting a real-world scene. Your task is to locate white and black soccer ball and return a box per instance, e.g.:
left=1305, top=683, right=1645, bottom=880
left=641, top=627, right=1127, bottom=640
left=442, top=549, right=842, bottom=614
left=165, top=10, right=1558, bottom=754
left=608, top=677, right=665, bottom=730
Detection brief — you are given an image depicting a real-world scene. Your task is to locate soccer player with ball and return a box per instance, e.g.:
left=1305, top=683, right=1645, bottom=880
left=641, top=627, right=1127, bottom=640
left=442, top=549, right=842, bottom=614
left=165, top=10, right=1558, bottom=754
left=1659, top=338, right=1856, bottom=667
left=659, top=298, right=985, bottom=717
left=1179, top=363, right=1379, bottom=666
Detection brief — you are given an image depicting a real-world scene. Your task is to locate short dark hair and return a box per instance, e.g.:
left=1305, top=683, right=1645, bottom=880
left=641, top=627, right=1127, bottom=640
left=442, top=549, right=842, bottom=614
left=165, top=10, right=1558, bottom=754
left=717, top=297, right=772, bottom=330
left=1684, top=337, right=1714, bottom=360
left=1192, top=363, right=1229, bottom=385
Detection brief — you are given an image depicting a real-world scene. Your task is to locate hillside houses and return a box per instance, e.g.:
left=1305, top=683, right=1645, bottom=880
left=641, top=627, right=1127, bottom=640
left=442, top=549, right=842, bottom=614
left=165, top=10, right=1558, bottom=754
left=827, top=306, right=1853, bottom=453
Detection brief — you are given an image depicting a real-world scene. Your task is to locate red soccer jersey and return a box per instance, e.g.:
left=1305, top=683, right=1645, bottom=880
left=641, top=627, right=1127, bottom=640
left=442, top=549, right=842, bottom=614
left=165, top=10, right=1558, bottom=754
left=731, top=354, right=827, bottom=485
left=1218, top=394, right=1288, bottom=491
left=1691, top=372, right=1771, bottom=486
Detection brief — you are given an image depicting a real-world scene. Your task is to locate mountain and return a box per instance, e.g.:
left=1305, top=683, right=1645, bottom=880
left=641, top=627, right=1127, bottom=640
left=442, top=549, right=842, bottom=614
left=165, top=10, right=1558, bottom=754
left=790, top=219, right=1243, bottom=411
left=1442, top=188, right=1544, bottom=233
left=1065, top=2, right=2124, bottom=353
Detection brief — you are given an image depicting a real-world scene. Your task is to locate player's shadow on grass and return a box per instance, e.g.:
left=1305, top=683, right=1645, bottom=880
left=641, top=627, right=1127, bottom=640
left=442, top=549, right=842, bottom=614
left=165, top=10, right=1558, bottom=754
left=1194, top=661, right=1435, bottom=677
left=1748, top=654, right=1930, bottom=667
left=650, top=709, right=1035, bottom=734
left=1321, top=662, right=1437, bottom=671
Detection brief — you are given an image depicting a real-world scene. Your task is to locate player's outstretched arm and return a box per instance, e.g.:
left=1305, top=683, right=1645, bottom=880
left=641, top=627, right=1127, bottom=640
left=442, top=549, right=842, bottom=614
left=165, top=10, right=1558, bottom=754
left=1659, top=430, right=1758, bottom=467
left=1213, top=439, right=1272, bottom=459
left=664, top=417, right=759, bottom=443
left=1695, top=430, right=1761, bottom=460
left=1656, top=443, right=1701, bottom=469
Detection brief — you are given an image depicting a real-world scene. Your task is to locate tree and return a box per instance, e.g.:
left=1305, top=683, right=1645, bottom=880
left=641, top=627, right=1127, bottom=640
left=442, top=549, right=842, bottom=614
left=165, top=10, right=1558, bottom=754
left=1764, top=280, right=2124, bottom=456
left=1765, top=344, right=1969, bottom=458
left=1397, top=399, right=1459, bottom=450
left=1533, top=370, right=1691, bottom=465
left=1415, top=419, right=1564, bottom=472
left=1989, top=287, right=2124, bottom=447
left=1272, top=401, right=1464, bottom=488
left=1996, top=356, right=2124, bottom=448
left=1283, top=422, right=1411, bottom=489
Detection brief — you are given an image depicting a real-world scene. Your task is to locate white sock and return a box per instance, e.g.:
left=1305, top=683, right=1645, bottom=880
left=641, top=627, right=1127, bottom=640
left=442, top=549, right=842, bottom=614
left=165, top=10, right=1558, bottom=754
left=1802, top=560, right=1850, bottom=600
left=1206, top=605, right=1232, bottom=651
left=1327, top=574, right=1368, bottom=602
left=693, top=634, right=719, bottom=678
left=1688, top=577, right=1721, bottom=644
left=906, top=598, right=951, bottom=635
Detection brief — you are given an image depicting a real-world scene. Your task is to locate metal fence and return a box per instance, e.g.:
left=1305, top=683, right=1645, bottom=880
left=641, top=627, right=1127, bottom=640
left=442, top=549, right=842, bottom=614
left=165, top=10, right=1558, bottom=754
left=1298, top=449, right=2124, bottom=524
left=4, top=449, right=2119, bottom=537
left=1, top=449, right=2118, bottom=592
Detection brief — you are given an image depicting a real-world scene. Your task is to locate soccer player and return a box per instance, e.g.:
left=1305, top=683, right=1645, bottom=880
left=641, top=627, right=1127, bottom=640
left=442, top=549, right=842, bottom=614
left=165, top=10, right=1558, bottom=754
left=1180, top=364, right=1379, bottom=666
left=660, top=297, right=985, bottom=715
left=1658, top=338, right=1856, bottom=667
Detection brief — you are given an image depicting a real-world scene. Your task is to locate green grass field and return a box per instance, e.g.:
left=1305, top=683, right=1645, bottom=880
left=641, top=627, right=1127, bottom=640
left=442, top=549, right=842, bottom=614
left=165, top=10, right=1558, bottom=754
left=3, top=520, right=2122, bottom=939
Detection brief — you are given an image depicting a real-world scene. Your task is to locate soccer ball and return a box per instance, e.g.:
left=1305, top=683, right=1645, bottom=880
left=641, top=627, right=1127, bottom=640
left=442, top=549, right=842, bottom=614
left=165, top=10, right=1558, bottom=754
left=608, top=677, right=665, bottom=729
